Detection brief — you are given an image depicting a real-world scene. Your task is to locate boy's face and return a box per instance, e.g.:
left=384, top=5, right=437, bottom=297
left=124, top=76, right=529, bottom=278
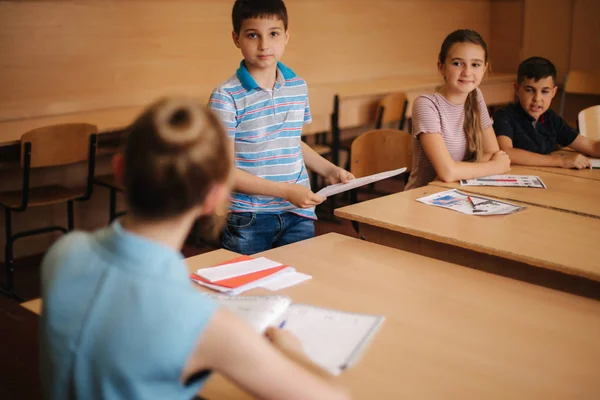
left=233, top=17, right=289, bottom=71
left=515, top=76, right=557, bottom=121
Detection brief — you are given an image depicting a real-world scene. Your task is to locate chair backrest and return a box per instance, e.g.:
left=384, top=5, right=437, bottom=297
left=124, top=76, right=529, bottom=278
left=375, top=92, right=408, bottom=129
left=21, top=123, right=98, bottom=168
left=578, top=105, right=600, bottom=140
left=564, top=70, right=600, bottom=96
left=350, top=129, right=412, bottom=178
left=561, top=70, right=600, bottom=116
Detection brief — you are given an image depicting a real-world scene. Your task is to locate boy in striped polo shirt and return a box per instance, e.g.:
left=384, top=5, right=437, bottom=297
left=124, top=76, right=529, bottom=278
left=209, top=0, right=353, bottom=255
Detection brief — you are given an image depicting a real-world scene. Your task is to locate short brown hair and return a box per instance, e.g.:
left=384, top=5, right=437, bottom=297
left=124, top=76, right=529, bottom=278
left=232, top=0, right=288, bottom=35
left=123, top=97, right=231, bottom=220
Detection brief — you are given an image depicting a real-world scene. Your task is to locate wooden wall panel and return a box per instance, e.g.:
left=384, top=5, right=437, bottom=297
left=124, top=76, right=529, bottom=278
left=489, top=0, right=523, bottom=74
left=522, top=0, right=574, bottom=83
left=569, top=0, right=600, bottom=71
left=0, top=0, right=491, bottom=122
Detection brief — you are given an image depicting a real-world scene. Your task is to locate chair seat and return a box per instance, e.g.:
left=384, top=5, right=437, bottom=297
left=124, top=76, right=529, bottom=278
left=94, top=174, right=124, bottom=191
left=0, top=185, right=84, bottom=208
left=309, top=144, right=332, bottom=156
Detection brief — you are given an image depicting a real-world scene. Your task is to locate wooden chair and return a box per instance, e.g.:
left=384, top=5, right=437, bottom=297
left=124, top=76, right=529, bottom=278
left=560, top=70, right=600, bottom=117
left=349, top=128, right=412, bottom=234
left=374, top=92, right=409, bottom=131
left=578, top=105, right=600, bottom=140
left=341, top=92, right=408, bottom=171
left=92, top=127, right=127, bottom=223
left=94, top=173, right=125, bottom=222
left=0, top=123, right=97, bottom=300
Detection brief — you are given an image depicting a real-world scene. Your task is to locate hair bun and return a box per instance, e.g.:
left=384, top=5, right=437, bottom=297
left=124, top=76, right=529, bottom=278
left=153, top=97, right=205, bottom=147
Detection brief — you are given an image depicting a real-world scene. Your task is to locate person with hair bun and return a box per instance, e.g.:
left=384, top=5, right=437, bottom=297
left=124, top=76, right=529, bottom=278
left=405, top=29, right=511, bottom=189
left=40, top=98, right=350, bottom=400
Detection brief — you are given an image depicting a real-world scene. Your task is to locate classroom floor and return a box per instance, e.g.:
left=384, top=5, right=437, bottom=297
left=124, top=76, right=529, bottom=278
left=0, top=178, right=404, bottom=399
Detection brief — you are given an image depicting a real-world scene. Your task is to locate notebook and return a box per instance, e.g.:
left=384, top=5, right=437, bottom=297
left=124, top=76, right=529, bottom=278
left=208, top=294, right=385, bottom=375
left=191, top=256, right=312, bottom=295
left=591, top=159, right=600, bottom=169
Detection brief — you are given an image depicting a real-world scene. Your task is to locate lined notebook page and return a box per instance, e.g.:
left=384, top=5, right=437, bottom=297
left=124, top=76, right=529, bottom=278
left=208, top=295, right=291, bottom=332
left=274, top=304, right=385, bottom=375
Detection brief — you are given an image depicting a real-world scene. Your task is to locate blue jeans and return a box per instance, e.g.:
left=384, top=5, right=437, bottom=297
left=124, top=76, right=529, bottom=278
left=221, top=212, right=315, bottom=255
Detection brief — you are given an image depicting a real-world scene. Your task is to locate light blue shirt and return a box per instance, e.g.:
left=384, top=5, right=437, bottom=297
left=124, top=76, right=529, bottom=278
left=40, top=221, right=217, bottom=399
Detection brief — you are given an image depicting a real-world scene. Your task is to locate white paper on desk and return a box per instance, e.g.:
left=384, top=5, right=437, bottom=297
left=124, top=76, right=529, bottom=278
left=417, top=189, right=525, bottom=215
left=316, top=168, right=407, bottom=197
left=192, top=267, right=300, bottom=295
left=272, top=304, right=385, bottom=375
left=206, top=294, right=292, bottom=332
left=195, top=257, right=282, bottom=282
left=460, top=175, right=546, bottom=188
left=206, top=294, right=385, bottom=375
left=591, top=159, right=600, bottom=169
left=261, top=272, right=312, bottom=290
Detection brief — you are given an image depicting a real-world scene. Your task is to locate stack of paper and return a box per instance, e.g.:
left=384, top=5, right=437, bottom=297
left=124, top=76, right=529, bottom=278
left=190, top=256, right=311, bottom=295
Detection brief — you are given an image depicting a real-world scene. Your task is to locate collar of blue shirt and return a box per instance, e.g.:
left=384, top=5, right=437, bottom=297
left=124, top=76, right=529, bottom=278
left=96, top=220, right=186, bottom=278
left=236, top=60, right=297, bottom=91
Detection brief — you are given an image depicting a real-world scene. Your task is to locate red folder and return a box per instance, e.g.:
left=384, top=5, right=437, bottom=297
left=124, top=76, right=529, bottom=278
left=190, top=256, right=288, bottom=289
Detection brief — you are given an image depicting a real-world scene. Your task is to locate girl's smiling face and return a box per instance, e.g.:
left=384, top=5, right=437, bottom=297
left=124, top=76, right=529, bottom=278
left=439, top=42, right=488, bottom=95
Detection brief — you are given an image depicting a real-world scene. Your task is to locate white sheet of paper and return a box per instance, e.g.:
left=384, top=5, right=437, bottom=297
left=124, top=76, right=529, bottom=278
left=206, top=295, right=291, bottom=332
left=316, top=168, right=407, bottom=197
left=272, top=304, right=385, bottom=375
left=195, top=257, right=282, bottom=282
left=192, top=267, right=297, bottom=295
left=261, top=272, right=312, bottom=290
left=417, top=189, right=525, bottom=215
left=591, top=159, right=600, bottom=169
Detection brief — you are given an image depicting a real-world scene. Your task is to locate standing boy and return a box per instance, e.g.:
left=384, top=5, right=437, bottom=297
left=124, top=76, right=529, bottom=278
left=209, top=0, right=353, bottom=255
left=493, top=56, right=600, bottom=169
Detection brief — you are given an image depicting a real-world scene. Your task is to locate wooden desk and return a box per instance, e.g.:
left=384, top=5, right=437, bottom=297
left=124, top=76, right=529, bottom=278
left=23, top=233, right=600, bottom=398
left=327, top=73, right=514, bottom=130
left=523, top=151, right=600, bottom=181
left=335, top=187, right=600, bottom=294
left=524, top=165, right=600, bottom=181
left=0, top=94, right=331, bottom=148
left=0, top=105, right=146, bottom=147
left=429, top=165, right=600, bottom=218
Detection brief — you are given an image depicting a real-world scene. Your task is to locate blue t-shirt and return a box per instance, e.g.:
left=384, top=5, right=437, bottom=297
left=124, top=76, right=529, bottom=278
left=40, top=221, right=217, bottom=399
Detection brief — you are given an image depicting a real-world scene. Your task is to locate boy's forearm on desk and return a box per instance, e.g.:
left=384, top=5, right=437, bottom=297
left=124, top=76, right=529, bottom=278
left=505, top=148, right=562, bottom=167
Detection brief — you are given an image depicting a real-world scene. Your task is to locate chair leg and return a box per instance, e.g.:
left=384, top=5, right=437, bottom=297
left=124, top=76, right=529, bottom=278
left=67, top=200, right=74, bottom=231
left=1, top=208, right=16, bottom=298
left=109, top=188, right=117, bottom=222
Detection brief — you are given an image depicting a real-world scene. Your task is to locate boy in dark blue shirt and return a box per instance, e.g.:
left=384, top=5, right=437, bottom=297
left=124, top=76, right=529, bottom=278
left=493, top=57, right=600, bottom=169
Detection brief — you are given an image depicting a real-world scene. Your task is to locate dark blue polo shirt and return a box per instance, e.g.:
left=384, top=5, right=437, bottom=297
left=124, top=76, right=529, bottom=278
left=493, top=102, right=579, bottom=154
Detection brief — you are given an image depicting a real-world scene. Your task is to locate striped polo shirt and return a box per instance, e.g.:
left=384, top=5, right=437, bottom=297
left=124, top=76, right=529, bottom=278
left=209, top=61, right=315, bottom=219
left=405, top=88, right=493, bottom=189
